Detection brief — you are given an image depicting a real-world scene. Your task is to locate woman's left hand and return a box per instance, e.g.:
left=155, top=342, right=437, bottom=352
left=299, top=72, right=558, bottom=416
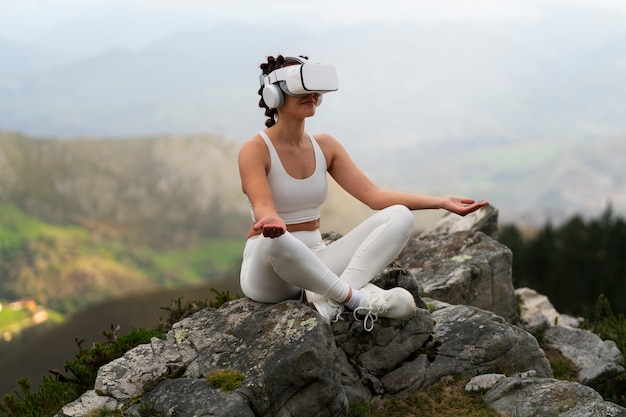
left=253, top=216, right=286, bottom=238
left=441, top=196, right=490, bottom=216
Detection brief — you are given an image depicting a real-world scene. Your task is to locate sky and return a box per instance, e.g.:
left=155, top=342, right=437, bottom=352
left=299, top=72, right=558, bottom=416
left=2, top=0, right=626, bottom=48
left=0, top=0, right=625, bottom=221
left=2, top=0, right=625, bottom=143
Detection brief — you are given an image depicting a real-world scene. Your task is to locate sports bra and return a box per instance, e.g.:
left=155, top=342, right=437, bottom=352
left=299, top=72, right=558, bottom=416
left=249, top=131, right=328, bottom=225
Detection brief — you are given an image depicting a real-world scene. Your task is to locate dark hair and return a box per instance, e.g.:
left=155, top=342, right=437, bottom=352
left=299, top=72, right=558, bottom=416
left=258, top=55, right=308, bottom=127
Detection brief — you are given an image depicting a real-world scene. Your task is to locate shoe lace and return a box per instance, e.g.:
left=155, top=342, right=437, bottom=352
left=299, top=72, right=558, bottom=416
left=327, top=299, right=344, bottom=322
left=353, top=293, right=387, bottom=332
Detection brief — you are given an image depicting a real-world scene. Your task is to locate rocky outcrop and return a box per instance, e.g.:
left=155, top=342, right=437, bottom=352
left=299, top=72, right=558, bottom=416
left=99, top=299, right=345, bottom=417
left=516, top=286, right=575, bottom=332
left=54, top=206, right=626, bottom=417
left=482, top=377, right=626, bottom=417
left=517, top=286, right=625, bottom=390
left=398, top=206, right=517, bottom=323
left=57, top=296, right=554, bottom=417
left=543, top=325, right=625, bottom=386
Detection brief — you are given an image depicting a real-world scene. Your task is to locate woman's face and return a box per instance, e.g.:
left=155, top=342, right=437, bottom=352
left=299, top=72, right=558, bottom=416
left=278, top=93, right=320, bottom=120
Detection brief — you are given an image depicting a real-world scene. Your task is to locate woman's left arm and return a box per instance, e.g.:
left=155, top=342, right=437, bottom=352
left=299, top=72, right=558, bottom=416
left=318, top=133, right=489, bottom=216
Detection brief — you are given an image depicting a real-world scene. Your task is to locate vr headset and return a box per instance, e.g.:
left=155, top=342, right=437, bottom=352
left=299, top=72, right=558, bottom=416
left=260, top=57, right=338, bottom=109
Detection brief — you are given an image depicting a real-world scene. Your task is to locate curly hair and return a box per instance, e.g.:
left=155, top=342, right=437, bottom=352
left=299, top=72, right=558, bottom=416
left=258, top=55, right=308, bottom=128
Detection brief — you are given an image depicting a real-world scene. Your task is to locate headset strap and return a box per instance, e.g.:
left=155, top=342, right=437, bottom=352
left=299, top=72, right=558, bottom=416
left=259, top=57, right=306, bottom=87
left=260, top=67, right=292, bottom=87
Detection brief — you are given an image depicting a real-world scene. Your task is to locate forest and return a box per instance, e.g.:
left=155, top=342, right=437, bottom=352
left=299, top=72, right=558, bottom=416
left=497, top=205, right=626, bottom=317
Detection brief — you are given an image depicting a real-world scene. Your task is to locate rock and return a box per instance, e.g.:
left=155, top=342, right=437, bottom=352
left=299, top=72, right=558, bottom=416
left=138, top=379, right=254, bottom=417
left=96, top=299, right=347, bottom=417
left=369, top=304, right=552, bottom=397
left=62, top=284, right=556, bottom=416
left=422, top=204, right=500, bottom=238
left=514, top=288, right=622, bottom=389
left=543, top=325, right=625, bottom=386
left=56, top=390, right=121, bottom=417
left=94, top=337, right=172, bottom=402
left=430, top=305, right=552, bottom=379
left=560, top=314, right=584, bottom=328
left=398, top=231, right=517, bottom=322
left=334, top=305, right=436, bottom=400
left=421, top=297, right=452, bottom=312
left=484, top=377, right=626, bottom=417
left=516, top=287, right=571, bottom=333
left=465, top=374, right=506, bottom=392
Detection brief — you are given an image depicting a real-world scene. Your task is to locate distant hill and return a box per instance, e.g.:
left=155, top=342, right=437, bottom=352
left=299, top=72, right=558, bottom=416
left=0, top=132, right=248, bottom=246
left=368, top=135, right=626, bottom=226
left=0, top=132, right=251, bottom=317
left=2, top=130, right=625, bottom=236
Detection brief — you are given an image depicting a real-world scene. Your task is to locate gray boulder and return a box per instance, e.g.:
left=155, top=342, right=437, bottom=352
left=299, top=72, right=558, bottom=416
left=515, top=287, right=624, bottom=388
left=139, top=379, right=254, bottom=417
left=55, top=390, right=122, bottom=417
left=359, top=304, right=552, bottom=397
left=398, top=230, right=517, bottom=323
left=58, top=298, right=554, bottom=417
left=432, top=305, right=552, bottom=378
left=484, top=377, right=626, bottom=417
left=543, top=325, right=625, bottom=386
left=332, top=301, right=437, bottom=402
left=95, top=299, right=347, bottom=417
left=516, top=287, right=573, bottom=333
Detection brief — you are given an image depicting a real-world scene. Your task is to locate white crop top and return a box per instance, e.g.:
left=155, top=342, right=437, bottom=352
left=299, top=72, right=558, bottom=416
left=249, top=131, right=328, bottom=225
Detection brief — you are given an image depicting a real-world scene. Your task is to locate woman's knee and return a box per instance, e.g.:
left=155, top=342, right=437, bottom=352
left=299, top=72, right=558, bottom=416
left=260, top=233, right=303, bottom=263
left=385, top=204, right=415, bottom=231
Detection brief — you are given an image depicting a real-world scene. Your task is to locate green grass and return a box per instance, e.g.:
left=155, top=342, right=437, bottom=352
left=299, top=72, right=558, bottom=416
left=348, top=377, right=500, bottom=417
left=0, top=308, right=31, bottom=330
left=543, top=346, right=578, bottom=381
left=0, top=203, right=243, bottom=317
left=148, top=238, right=243, bottom=284
left=0, top=204, right=86, bottom=250
left=207, top=369, right=246, bottom=391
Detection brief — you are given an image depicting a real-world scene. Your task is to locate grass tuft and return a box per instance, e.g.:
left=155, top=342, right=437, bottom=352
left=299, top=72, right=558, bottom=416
left=206, top=369, right=245, bottom=392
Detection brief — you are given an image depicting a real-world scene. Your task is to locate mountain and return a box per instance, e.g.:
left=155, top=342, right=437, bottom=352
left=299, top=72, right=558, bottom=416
left=1, top=17, right=625, bottom=224
left=370, top=135, right=626, bottom=225
left=2, top=18, right=626, bottom=144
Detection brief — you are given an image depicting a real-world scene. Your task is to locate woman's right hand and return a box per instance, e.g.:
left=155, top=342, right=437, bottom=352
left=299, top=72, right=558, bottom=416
left=253, top=216, right=286, bottom=238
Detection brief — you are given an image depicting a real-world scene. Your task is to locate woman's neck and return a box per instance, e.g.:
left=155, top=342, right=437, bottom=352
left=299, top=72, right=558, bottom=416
left=268, top=119, right=306, bottom=146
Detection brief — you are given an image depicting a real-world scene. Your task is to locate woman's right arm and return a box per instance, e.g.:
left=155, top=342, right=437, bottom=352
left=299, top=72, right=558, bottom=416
left=238, top=138, right=286, bottom=237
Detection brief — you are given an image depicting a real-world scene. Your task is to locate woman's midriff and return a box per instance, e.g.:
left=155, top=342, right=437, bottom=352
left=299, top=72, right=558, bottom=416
left=246, top=218, right=320, bottom=238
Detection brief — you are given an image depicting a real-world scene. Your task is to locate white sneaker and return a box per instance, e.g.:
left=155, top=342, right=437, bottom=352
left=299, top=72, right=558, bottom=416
left=353, top=284, right=417, bottom=331
left=305, top=290, right=344, bottom=323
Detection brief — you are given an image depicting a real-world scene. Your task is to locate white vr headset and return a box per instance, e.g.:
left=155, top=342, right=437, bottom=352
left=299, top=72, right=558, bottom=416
left=260, top=57, right=338, bottom=109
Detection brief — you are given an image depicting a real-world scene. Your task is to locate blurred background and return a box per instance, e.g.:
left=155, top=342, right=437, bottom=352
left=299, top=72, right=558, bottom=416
left=0, top=0, right=625, bottom=398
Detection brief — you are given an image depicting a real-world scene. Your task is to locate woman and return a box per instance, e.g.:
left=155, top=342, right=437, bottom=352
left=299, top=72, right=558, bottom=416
left=239, top=55, right=489, bottom=331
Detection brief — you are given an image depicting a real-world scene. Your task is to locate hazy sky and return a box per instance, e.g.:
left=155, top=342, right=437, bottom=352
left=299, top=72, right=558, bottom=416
left=2, top=0, right=626, bottom=47
left=1, top=0, right=624, bottom=220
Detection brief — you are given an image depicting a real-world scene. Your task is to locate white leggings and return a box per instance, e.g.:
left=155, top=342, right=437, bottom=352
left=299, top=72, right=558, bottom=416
left=239, top=205, right=415, bottom=304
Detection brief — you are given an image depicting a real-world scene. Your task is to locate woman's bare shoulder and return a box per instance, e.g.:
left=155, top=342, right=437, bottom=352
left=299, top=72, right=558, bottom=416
left=311, top=132, right=343, bottom=149
left=240, top=133, right=267, bottom=154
